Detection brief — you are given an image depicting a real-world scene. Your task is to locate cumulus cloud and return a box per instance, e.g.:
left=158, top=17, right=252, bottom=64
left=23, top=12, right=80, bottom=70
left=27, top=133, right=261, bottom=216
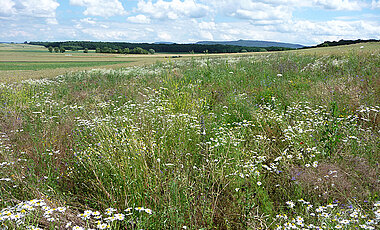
left=0, top=0, right=59, bottom=24
left=46, top=17, right=58, bottom=25
left=83, top=30, right=131, bottom=40
left=206, top=0, right=363, bottom=28
left=70, top=0, right=125, bottom=17
left=205, top=0, right=293, bottom=25
left=127, top=14, right=151, bottom=24
left=372, top=0, right=380, bottom=8
left=272, top=19, right=380, bottom=44
left=313, top=0, right=362, bottom=11
left=198, top=21, right=216, bottom=30
left=136, top=0, right=209, bottom=20
left=0, top=0, right=16, bottom=16
left=18, top=0, right=60, bottom=18
left=80, top=18, right=97, bottom=25
left=157, top=31, right=172, bottom=41
left=199, top=30, right=213, bottom=40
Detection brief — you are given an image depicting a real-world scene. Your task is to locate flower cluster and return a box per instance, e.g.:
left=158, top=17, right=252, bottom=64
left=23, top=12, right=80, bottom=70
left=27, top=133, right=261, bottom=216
left=275, top=200, right=379, bottom=229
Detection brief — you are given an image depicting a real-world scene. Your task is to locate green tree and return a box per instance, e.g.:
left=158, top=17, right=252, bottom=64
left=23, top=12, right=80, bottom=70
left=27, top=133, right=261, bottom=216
left=48, top=46, right=53, bottom=53
left=132, top=47, right=148, bottom=54
left=60, top=47, right=65, bottom=53
left=84, top=48, right=88, bottom=53
left=123, top=48, right=130, bottom=54
left=149, top=49, right=155, bottom=54
left=96, top=48, right=101, bottom=53
left=54, top=47, right=59, bottom=53
left=102, top=47, right=110, bottom=53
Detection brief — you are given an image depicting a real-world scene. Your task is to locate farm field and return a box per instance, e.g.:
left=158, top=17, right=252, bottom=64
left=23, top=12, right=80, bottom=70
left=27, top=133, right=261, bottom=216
left=0, top=44, right=174, bottom=82
left=0, top=43, right=270, bottom=83
left=0, top=43, right=379, bottom=229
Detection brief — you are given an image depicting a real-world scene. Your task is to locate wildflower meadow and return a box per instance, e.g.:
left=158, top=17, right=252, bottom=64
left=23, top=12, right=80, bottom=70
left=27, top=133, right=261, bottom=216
left=0, top=44, right=379, bottom=229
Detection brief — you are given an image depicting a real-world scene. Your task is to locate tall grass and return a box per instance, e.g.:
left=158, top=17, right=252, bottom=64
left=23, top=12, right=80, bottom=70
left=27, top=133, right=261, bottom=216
left=0, top=48, right=379, bottom=229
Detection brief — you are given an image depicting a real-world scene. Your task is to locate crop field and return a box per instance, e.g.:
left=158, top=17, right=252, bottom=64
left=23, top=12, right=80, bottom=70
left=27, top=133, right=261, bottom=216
left=0, top=43, right=379, bottom=229
left=0, top=44, right=170, bottom=82
left=0, top=43, right=267, bottom=83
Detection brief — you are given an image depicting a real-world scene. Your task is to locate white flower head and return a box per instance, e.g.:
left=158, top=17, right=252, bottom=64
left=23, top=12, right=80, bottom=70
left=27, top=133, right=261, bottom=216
left=286, top=201, right=295, bottom=208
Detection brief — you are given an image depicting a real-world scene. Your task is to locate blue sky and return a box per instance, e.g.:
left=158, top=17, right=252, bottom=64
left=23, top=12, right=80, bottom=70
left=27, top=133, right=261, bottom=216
left=1, top=0, right=379, bottom=45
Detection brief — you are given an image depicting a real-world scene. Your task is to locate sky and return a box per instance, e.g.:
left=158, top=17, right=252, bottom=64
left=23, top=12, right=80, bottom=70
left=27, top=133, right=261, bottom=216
left=0, top=0, right=380, bottom=46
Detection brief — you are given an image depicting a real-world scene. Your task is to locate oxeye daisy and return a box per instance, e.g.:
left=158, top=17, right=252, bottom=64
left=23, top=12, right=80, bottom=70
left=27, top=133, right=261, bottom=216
left=135, top=207, right=144, bottom=212
left=97, top=223, right=108, bottom=229
left=72, top=226, right=84, bottom=230
left=286, top=201, right=295, bottom=208
left=144, top=208, right=153, bottom=215
left=114, top=213, right=125, bottom=220
left=57, top=207, right=66, bottom=212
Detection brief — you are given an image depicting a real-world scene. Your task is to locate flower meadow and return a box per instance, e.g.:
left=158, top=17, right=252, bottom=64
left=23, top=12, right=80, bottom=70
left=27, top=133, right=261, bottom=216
left=0, top=46, right=379, bottom=229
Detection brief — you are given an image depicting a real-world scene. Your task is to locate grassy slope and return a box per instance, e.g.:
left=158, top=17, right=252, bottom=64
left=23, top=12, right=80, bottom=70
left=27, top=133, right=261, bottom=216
left=0, top=43, right=379, bottom=229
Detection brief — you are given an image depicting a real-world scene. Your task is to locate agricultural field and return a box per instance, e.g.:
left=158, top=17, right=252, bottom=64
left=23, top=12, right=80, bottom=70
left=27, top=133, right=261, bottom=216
left=0, top=44, right=169, bottom=83
left=0, top=43, right=379, bottom=229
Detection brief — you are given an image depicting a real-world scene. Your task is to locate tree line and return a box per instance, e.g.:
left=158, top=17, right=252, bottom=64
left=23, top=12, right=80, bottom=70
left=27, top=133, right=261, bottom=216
left=301, top=39, right=379, bottom=49
left=30, top=41, right=293, bottom=54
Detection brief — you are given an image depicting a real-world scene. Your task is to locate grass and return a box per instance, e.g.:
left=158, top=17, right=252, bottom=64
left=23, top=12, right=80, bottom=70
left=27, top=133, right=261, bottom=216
left=0, top=43, right=379, bottom=229
left=0, top=61, right=133, bottom=71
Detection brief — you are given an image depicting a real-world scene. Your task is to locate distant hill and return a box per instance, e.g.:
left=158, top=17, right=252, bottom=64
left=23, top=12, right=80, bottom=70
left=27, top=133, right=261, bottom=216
left=196, top=39, right=304, bottom=49
left=154, top=42, right=175, bottom=44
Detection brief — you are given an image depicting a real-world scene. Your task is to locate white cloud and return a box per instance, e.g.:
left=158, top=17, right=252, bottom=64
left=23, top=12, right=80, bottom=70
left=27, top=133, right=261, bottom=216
left=199, top=30, right=213, bottom=40
left=46, top=17, right=58, bottom=25
left=372, top=0, right=380, bottom=8
left=136, top=0, right=209, bottom=20
left=81, top=23, right=156, bottom=41
left=313, top=0, right=362, bottom=11
left=18, top=0, right=60, bottom=18
left=204, top=0, right=310, bottom=9
left=0, top=0, right=59, bottom=24
left=0, top=0, right=16, bottom=15
left=0, top=30, right=30, bottom=38
left=206, top=0, right=293, bottom=25
left=276, top=19, right=380, bottom=44
left=198, top=21, right=216, bottom=30
left=70, top=0, right=125, bottom=17
left=127, top=14, right=151, bottom=24
left=83, top=30, right=131, bottom=40
left=205, top=0, right=364, bottom=28
left=80, top=18, right=97, bottom=25
left=157, top=31, right=172, bottom=41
